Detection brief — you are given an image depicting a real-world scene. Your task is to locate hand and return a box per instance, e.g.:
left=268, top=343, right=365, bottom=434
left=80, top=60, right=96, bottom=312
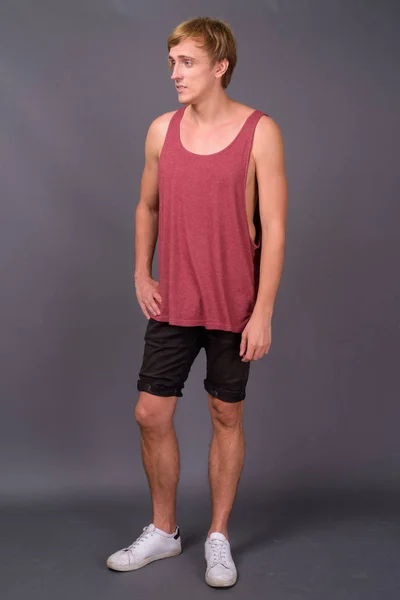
left=239, top=312, right=272, bottom=362
left=134, top=275, right=162, bottom=319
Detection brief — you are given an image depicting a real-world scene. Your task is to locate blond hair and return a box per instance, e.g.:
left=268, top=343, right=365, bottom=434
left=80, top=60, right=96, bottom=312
left=167, top=16, right=238, bottom=89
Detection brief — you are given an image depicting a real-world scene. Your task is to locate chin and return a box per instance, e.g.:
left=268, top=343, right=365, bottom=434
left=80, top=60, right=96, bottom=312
left=180, top=93, right=198, bottom=105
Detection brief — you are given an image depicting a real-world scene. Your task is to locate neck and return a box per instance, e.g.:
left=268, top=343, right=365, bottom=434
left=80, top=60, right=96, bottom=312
left=186, top=92, right=237, bottom=125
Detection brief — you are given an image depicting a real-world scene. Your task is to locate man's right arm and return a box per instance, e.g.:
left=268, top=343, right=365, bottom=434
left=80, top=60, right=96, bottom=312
left=133, top=112, right=174, bottom=319
left=134, top=118, right=162, bottom=281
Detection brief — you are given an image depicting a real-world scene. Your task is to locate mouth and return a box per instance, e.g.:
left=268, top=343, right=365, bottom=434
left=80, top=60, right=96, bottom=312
left=176, top=86, right=186, bottom=92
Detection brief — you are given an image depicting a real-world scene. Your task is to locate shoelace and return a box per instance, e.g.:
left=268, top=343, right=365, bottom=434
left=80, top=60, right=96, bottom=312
left=209, top=539, right=229, bottom=567
left=123, top=526, right=152, bottom=553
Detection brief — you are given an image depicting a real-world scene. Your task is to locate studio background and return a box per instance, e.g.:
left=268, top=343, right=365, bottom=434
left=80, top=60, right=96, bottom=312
left=1, top=0, right=399, bottom=509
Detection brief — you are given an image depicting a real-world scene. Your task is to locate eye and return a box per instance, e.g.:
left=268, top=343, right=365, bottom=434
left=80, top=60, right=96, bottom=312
left=185, top=60, right=192, bottom=66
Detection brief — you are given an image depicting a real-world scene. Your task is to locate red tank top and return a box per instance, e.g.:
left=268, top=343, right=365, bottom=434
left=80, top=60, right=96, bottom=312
left=152, top=105, right=266, bottom=333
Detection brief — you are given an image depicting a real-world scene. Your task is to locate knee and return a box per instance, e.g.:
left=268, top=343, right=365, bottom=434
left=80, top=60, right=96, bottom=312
left=134, top=399, right=172, bottom=431
left=210, top=400, right=244, bottom=429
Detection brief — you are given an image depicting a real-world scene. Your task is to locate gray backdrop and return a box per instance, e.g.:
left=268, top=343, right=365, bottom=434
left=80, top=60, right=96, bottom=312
left=1, top=0, right=399, bottom=506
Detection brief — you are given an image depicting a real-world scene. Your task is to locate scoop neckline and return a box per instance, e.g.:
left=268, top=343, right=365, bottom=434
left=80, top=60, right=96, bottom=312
left=178, top=106, right=258, bottom=157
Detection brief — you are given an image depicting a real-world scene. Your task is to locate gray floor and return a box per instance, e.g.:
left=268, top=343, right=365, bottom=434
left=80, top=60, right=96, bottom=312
left=2, top=487, right=400, bottom=599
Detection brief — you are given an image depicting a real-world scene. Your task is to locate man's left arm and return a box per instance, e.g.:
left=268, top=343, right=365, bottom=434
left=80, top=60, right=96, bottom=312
left=240, top=116, right=288, bottom=362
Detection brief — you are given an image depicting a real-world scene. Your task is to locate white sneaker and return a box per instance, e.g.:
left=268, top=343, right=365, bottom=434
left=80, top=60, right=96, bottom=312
left=205, top=532, right=237, bottom=587
left=106, top=523, right=181, bottom=571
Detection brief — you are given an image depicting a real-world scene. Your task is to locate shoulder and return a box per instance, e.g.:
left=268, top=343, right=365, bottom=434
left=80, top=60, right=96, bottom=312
left=232, top=102, right=283, bottom=150
left=252, top=114, right=285, bottom=164
left=149, top=109, right=180, bottom=134
left=146, top=110, right=181, bottom=157
left=235, top=102, right=281, bottom=137
left=253, top=113, right=283, bottom=146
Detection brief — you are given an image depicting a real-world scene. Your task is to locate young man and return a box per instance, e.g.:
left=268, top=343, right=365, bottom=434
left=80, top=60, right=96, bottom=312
left=107, top=16, right=287, bottom=588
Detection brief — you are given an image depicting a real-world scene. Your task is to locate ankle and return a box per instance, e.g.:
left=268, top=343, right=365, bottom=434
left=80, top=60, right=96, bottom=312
left=207, top=525, right=229, bottom=539
left=153, top=520, right=177, bottom=534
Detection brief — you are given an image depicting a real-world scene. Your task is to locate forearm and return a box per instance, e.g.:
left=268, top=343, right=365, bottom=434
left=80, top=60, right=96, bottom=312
left=252, top=227, right=286, bottom=317
left=134, top=203, right=159, bottom=279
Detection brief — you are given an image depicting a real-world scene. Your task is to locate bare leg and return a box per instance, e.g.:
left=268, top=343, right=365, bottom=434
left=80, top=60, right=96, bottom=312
left=207, top=395, right=245, bottom=540
left=134, top=391, right=180, bottom=534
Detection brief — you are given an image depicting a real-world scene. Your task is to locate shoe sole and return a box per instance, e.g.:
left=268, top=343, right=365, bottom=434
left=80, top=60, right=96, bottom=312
left=205, top=571, right=237, bottom=587
left=106, top=548, right=182, bottom=572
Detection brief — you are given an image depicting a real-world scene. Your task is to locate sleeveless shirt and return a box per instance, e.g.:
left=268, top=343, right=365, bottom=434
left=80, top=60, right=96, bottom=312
left=151, top=105, right=267, bottom=333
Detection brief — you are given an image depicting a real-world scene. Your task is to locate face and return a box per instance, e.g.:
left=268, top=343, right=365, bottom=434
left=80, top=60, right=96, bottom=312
left=168, top=38, right=227, bottom=103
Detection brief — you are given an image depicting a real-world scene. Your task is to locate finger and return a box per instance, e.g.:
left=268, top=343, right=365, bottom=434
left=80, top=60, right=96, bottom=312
left=139, top=302, right=151, bottom=320
left=147, top=299, right=161, bottom=315
left=152, top=292, right=162, bottom=307
left=254, top=347, right=266, bottom=360
left=239, top=336, right=247, bottom=356
left=243, top=346, right=256, bottom=362
left=241, top=350, right=251, bottom=362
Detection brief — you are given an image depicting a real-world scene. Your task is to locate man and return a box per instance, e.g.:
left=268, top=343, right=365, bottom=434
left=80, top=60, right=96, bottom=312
left=106, top=16, right=287, bottom=588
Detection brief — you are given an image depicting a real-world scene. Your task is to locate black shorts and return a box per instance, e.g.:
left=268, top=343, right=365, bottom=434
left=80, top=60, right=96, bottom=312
left=137, top=318, right=251, bottom=403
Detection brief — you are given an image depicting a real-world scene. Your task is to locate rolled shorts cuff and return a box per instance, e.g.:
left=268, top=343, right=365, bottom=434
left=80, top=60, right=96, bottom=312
left=204, top=379, right=246, bottom=403
left=137, top=379, right=183, bottom=398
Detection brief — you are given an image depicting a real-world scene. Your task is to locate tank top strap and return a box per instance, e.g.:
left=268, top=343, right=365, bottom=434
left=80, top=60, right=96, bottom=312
left=161, top=107, right=186, bottom=152
left=235, top=109, right=268, bottom=151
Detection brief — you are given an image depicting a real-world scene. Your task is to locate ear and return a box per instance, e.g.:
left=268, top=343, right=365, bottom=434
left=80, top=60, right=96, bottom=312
left=215, top=58, right=229, bottom=80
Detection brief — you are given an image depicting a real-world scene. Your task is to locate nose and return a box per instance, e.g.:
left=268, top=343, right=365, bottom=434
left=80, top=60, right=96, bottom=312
left=170, top=64, right=181, bottom=81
